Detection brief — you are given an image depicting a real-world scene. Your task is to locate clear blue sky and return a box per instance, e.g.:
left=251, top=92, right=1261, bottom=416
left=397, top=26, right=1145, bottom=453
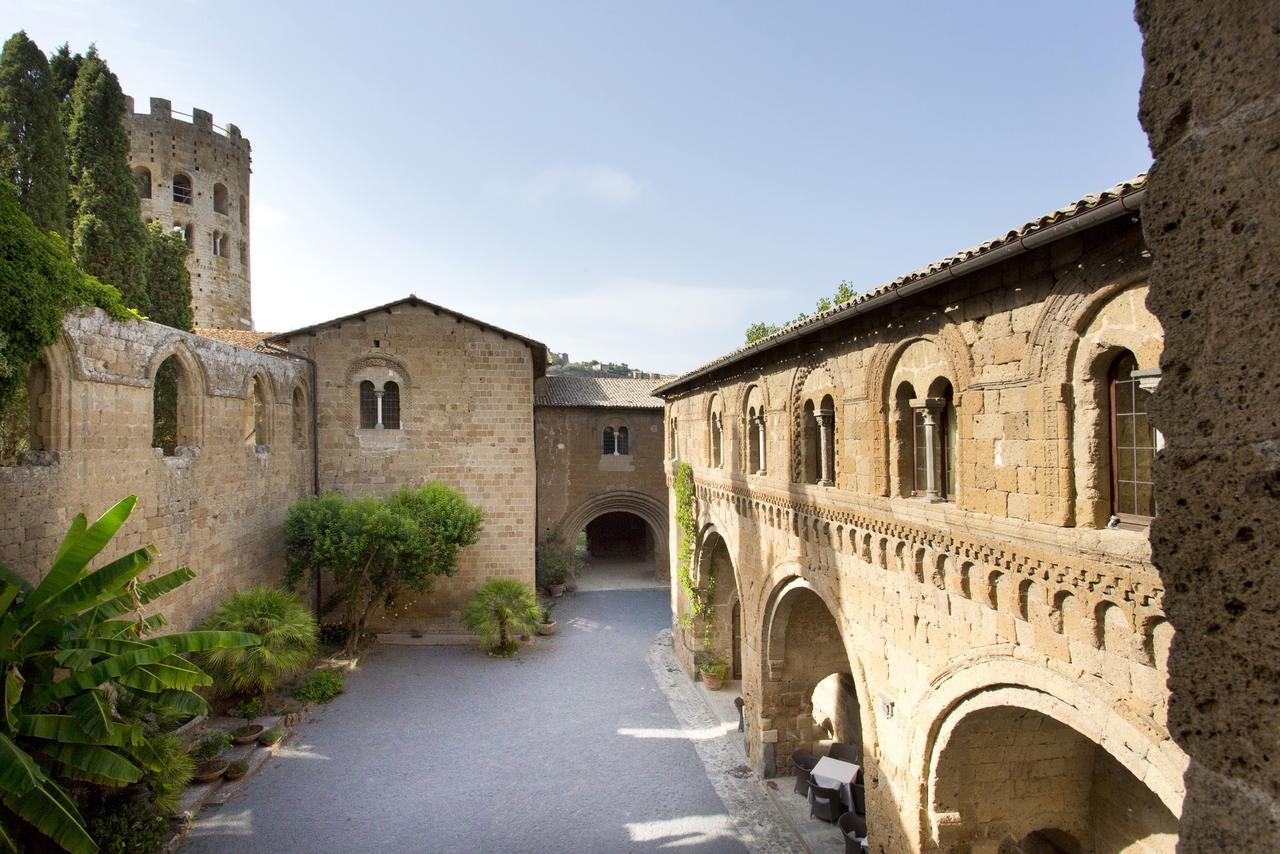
left=9, top=1, right=1150, bottom=374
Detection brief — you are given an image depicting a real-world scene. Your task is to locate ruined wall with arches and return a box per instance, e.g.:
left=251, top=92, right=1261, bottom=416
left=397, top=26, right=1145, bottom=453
left=663, top=216, right=1183, bottom=851
left=0, top=307, right=309, bottom=629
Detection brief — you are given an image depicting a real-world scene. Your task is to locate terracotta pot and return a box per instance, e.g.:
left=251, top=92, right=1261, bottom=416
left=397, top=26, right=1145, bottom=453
left=223, top=765, right=248, bottom=781
left=537, top=620, right=558, bottom=636
left=230, top=724, right=264, bottom=745
left=548, top=584, right=565, bottom=598
left=701, top=670, right=725, bottom=691
left=193, top=759, right=229, bottom=784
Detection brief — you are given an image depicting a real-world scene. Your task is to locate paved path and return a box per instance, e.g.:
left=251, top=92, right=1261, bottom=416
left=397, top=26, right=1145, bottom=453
left=184, top=590, right=777, bottom=853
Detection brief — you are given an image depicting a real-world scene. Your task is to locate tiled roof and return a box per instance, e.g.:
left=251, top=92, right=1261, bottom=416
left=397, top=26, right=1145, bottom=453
left=194, top=327, right=277, bottom=351
left=534, top=376, right=665, bottom=409
left=654, top=173, right=1148, bottom=395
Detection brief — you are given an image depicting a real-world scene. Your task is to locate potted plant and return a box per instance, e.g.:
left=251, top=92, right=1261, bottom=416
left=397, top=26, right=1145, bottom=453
left=230, top=697, right=265, bottom=744
left=223, top=759, right=249, bottom=781
left=536, top=531, right=585, bottom=597
left=537, top=604, right=558, bottom=636
left=258, top=726, right=284, bottom=747
left=191, top=732, right=232, bottom=783
left=462, top=580, right=543, bottom=656
left=700, top=654, right=729, bottom=691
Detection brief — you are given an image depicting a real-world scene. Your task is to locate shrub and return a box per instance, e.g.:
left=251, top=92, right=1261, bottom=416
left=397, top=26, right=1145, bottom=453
left=258, top=727, right=284, bottom=747
left=230, top=697, right=264, bottom=721
left=86, top=798, right=168, bottom=854
left=200, top=587, right=319, bottom=695
left=462, top=579, right=542, bottom=656
left=285, top=484, right=484, bottom=654
left=138, top=733, right=194, bottom=815
left=536, top=530, right=586, bottom=591
left=0, top=495, right=258, bottom=852
left=193, top=731, right=232, bottom=762
left=225, top=760, right=248, bottom=777
left=295, top=670, right=345, bottom=704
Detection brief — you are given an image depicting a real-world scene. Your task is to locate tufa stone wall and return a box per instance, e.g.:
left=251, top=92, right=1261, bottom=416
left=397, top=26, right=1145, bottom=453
left=271, top=301, right=538, bottom=633
left=533, top=403, right=668, bottom=578
left=662, top=214, right=1184, bottom=852
left=126, top=97, right=253, bottom=330
left=1136, top=0, right=1280, bottom=848
left=0, top=308, right=309, bottom=629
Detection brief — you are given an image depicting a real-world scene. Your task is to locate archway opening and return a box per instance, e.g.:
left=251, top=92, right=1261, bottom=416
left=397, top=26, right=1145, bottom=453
left=698, top=531, right=741, bottom=686
left=932, top=706, right=1178, bottom=853
left=574, top=510, right=666, bottom=591
left=763, top=584, right=863, bottom=775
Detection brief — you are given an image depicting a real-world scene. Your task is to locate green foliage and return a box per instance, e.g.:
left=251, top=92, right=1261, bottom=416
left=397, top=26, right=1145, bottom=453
left=229, top=698, right=263, bottom=721
left=46, top=44, right=82, bottom=122
left=192, top=732, right=231, bottom=763
left=136, top=733, right=192, bottom=815
left=294, top=670, right=344, bottom=705
left=535, top=529, right=585, bottom=590
left=0, top=495, right=259, bottom=853
left=199, top=587, right=318, bottom=696
left=284, top=484, right=484, bottom=654
left=225, top=759, right=247, bottom=776
left=317, top=622, right=349, bottom=649
left=746, top=281, right=858, bottom=345
left=0, top=31, right=68, bottom=238
left=67, top=50, right=148, bottom=315
left=150, top=357, right=179, bottom=455
left=0, top=179, right=137, bottom=414
left=257, top=727, right=283, bottom=747
left=461, top=580, right=541, bottom=656
left=699, top=652, right=728, bottom=680
left=142, top=221, right=192, bottom=331
left=85, top=797, right=167, bottom=854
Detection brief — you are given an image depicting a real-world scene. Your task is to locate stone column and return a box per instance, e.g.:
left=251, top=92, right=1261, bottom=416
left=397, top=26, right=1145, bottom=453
left=816, top=409, right=834, bottom=487
left=755, top=414, right=767, bottom=474
left=374, top=389, right=385, bottom=430
left=911, top=398, right=945, bottom=500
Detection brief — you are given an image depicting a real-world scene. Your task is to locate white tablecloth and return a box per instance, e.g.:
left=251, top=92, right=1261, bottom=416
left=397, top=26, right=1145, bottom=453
left=812, top=756, right=860, bottom=811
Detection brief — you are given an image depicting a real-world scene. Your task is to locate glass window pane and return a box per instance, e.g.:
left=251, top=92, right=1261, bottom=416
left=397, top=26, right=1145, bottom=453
left=1116, top=481, right=1136, bottom=516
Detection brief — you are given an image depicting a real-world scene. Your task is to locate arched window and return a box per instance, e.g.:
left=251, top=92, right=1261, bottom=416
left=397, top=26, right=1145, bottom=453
left=802, top=400, right=819, bottom=483
left=1109, top=351, right=1157, bottom=521
left=910, top=380, right=955, bottom=500
left=134, top=166, right=151, bottom=199
left=616, top=426, right=630, bottom=455
left=669, top=416, right=678, bottom=460
left=711, top=412, right=722, bottom=467
left=212, top=230, right=229, bottom=258
left=213, top=183, right=229, bottom=215
left=819, top=393, right=835, bottom=485
left=152, top=355, right=196, bottom=455
left=239, top=240, right=248, bottom=267
left=292, top=387, right=307, bottom=449
left=747, top=405, right=762, bottom=473
left=245, top=376, right=267, bottom=447
left=602, top=426, right=616, bottom=455
left=172, top=173, right=192, bottom=205
left=239, top=194, right=247, bottom=225
left=382, top=381, right=401, bottom=430
left=181, top=223, right=193, bottom=249
left=359, top=381, right=377, bottom=429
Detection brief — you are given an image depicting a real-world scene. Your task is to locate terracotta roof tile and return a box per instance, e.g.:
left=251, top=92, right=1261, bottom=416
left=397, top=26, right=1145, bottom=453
left=534, top=376, right=665, bottom=409
left=194, top=327, right=277, bottom=351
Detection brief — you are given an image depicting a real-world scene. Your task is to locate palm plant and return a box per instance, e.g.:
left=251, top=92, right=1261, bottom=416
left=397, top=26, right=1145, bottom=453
left=461, top=580, right=542, bottom=656
left=198, top=587, right=318, bottom=695
left=0, top=496, right=259, bottom=853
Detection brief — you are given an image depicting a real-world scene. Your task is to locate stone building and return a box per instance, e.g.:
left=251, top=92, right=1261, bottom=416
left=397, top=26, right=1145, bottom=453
left=266, top=296, right=545, bottom=631
left=533, top=376, right=668, bottom=578
left=657, top=176, right=1183, bottom=852
left=126, top=97, right=253, bottom=330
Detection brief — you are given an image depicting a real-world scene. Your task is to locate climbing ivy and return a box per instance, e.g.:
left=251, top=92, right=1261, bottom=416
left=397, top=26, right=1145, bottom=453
left=674, top=462, right=717, bottom=652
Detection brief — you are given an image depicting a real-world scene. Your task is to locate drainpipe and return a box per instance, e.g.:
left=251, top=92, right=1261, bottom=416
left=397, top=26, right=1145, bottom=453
left=261, top=342, right=322, bottom=616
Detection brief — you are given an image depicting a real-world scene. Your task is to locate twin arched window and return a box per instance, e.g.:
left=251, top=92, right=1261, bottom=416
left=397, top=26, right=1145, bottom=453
left=603, top=426, right=630, bottom=455
left=710, top=412, right=723, bottom=467
left=746, top=398, right=766, bottom=475
left=359, top=380, right=401, bottom=430
left=899, top=380, right=955, bottom=501
left=800, top=394, right=836, bottom=485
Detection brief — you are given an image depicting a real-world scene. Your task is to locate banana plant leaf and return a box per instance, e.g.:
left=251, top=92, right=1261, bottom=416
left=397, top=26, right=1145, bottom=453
left=23, top=496, right=137, bottom=617
left=0, top=731, right=45, bottom=796
left=89, top=568, right=196, bottom=623
left=42, top=743, right=141, bottom=787
left=36, top=546, right=156, bottom=620
left=15, top=714, right=143, bottom=748
left=0, top=563, right=32, bottom=596
left=0, top=779, right=95, bottom=854
left=115, top=655, right=210, bottom=694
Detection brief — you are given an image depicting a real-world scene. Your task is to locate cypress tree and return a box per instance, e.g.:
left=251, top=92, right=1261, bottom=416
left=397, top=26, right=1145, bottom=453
left=143, top=221, right=193, bottom=330
left=67, top=49, right=149, bottom=315
left=47, top=43, right=82, bottom=116
left=0, top=31, right=68, bottom=237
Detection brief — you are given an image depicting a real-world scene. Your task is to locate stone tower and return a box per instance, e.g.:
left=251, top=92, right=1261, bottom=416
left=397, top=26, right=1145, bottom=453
left=125, top=97, right=253, bottom=330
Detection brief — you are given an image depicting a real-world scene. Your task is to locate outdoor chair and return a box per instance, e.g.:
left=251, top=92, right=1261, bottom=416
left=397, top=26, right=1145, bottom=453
left=792, top=748, right=819, bottom=772
left=829, top=742, right=860, bottom=764
left=852, top=782, right=866, bottom=817
left=793, top=767, right=811, bottom=798
left=808, top=781, right=844, bottom=823
left=837, top=812, right=868, bottom=854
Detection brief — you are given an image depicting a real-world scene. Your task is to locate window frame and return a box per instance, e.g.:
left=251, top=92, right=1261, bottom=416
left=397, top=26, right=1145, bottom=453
left=1108, top=352, right=1156, bottom=525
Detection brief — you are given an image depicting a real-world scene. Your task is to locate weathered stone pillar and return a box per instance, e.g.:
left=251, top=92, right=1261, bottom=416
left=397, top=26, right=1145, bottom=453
left=815, top=409, right=834, bottom=486
left=754, top=414, right=767, bottom=474
left=1137, top=1, right=1280, bottom=847
left=374, top=389, right=385, bottom=430
left=911, top=397, right=945, bottom=500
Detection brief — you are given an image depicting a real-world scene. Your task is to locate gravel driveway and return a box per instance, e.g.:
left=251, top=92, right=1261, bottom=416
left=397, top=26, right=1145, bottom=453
left=183, top=590, right=751, bottom=853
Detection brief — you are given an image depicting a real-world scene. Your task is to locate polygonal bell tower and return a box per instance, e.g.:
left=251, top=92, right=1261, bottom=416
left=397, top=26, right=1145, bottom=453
left=125, top=97, right=253, bottom=330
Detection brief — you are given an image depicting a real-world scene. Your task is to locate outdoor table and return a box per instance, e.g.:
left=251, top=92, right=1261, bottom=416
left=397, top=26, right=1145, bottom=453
left=812, top=755, right=860, bottom=811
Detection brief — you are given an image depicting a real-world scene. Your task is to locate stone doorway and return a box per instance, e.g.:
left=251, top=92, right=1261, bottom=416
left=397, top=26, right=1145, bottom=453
left=575, top=511, right=667, bottom=591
